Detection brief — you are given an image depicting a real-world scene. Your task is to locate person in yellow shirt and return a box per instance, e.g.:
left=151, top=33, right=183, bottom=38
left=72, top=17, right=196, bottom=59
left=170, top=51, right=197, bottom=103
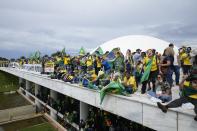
left=122, top=72, right=137, bottom=94
left=64, top=55, right=70, bottom=69
left=142, top=49, right=159, bottom=93
left=180, top=48, right=192, bottom=75
left=86, top=56, right=93, bottom=71
left=90, top=71, right=98, bottom=82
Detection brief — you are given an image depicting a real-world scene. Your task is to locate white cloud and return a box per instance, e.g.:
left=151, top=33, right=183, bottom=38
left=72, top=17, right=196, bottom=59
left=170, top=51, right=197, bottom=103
left=0, top=0, right=197, bottom=58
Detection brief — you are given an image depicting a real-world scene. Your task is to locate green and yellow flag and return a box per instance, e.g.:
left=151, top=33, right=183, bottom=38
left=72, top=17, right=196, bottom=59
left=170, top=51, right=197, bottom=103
left=94, top=47, right=104, bottom=56
left=61, top=47, right=66, bottom=56
left=79, top=47, right=86, bottom=55
left=100, top=81, right=125, bottom=104
left=140, top=58, right=153, bottom=83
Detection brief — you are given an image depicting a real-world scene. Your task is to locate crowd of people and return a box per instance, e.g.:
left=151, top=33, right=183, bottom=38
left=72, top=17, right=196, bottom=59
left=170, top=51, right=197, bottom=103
left=17, top=43, right=197, bottom=122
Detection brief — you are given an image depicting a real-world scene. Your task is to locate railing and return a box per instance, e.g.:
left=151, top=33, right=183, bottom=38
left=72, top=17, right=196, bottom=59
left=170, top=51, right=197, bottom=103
left=0, top=61, right=9, bottom=67
left=19, top=87, right=79, bottom=130
left=22, top=64, right=42, bottom=72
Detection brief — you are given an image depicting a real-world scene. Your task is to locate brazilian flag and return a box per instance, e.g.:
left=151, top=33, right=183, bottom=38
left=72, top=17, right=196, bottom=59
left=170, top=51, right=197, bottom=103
left=94, top=47, right=104, bottom=56
left=79, top=47, right=86, bottom=55
left=106, top=47, right=120, bottom=68
left=61, top=47, right=66, bottom=56
left=106, top=48, right=119, bottom=60
left=140, top=58, right=153, bottom=83
left=100, top=81, right=125, bottom=104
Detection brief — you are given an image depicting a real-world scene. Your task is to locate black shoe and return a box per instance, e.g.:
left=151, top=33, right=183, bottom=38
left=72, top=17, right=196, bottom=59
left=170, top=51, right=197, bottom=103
left=147, top=87, right=151, bottom=91
left=194, top=116, right=197, bottom=121
left=157, top=102, right=167, bottom=113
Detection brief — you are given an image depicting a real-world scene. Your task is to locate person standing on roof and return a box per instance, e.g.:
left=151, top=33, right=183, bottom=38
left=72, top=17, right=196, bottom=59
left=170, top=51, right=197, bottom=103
left=64, top=54, right=70, bottom=70
left=160, top=47, right=174, bottom=87
left=141, top=49, right=159, bottom=94
left=169, top=43, right=181, bottom=85
left=180, top=46, right=192, bottom=75
left=101, top=56, right=111, bottom=74
left=133, top=49, right=142, bottom=65
left=114, top=51, right=125, bottom=74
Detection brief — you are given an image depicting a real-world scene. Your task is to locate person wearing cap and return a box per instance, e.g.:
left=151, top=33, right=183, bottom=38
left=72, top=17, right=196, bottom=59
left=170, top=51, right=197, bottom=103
left=133, top=49, right=142, bottom=65
left=180, top=47, right=192, bottom=75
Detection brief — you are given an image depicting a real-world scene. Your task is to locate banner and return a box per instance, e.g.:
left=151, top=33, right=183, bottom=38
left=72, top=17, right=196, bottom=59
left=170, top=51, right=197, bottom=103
left=45, top=62, right=54, bottom=73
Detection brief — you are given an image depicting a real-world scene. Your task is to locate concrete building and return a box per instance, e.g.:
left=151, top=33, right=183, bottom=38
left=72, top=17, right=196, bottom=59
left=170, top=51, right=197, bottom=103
left=91, top=35, right=179, bottom=54
left=0, top=67, right=196, bottom=131
left=0, top=36, right=196, bottom=130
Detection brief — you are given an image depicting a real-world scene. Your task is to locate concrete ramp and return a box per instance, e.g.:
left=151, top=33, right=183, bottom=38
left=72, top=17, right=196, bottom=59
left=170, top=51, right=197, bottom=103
left=0, top=105, right=36, bottom=123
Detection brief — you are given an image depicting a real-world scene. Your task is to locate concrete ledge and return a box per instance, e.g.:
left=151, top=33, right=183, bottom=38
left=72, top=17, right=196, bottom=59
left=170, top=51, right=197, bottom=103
left=0, top=67, right=196, bottom=131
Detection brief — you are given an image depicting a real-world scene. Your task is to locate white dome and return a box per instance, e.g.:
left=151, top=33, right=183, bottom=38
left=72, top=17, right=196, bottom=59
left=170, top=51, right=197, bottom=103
left=92, top=35, right=178, bottom=55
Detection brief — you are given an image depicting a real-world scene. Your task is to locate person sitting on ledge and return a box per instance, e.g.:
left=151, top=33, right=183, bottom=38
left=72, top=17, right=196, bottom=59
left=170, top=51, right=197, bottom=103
left=122, top=72, right=137, bottom=94
left=148, top=74, right=172, bottom=103
left=157, top=67, right=197, bottom=121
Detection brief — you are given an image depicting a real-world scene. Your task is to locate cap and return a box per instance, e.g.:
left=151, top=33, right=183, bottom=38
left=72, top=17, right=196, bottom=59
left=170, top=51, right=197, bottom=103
left=136, top=49, right=142, bottom=52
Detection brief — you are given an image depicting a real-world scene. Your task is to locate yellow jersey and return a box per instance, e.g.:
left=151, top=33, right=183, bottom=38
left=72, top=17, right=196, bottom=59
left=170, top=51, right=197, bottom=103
left=181, top=53, right=191, bottom=65
left=91, top=74, right=98, bottom=81
left=86, top=59, right=93, bottom=67
left=97, top=60, right=102, bottom=68
left=123, top=76, right=137, bottom=90
left=143, top=56, right=158, bottom=71
left=183, top=81, right=197, bottom=99
left=64, top=57, right=70, bottom=65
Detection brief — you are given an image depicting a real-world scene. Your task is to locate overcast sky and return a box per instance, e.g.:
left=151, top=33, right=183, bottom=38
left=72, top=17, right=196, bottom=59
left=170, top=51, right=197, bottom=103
left=0, top=0, right=197, bottom=58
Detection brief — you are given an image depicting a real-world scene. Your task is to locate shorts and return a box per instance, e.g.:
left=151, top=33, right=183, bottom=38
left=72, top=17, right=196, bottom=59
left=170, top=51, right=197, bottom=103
left=182, top=65, right=191, bottom=74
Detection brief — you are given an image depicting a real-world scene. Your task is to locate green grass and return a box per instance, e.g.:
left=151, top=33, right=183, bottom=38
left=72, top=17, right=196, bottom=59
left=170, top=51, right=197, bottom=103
left=20, top=122, right=57, bottom=131
left=0, top=70, right=19, bottom=92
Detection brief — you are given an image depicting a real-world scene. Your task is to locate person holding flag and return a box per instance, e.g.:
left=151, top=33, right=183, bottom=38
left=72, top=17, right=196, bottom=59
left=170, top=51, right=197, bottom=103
left=141, top=49, right=159, bottom=94
left=100, top=72, right=126, bottom=104
left=114, top=51, right=125, bottom=74
left=64, top=54, right=70, bottom=70
left=79, top=47, right=86, bottom=56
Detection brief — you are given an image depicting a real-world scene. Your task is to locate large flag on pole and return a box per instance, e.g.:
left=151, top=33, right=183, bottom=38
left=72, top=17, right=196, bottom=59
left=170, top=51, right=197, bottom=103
left=100, top=81, right=125, bottom=104
left=105, top=47, right=120, bottom=68
left=140, top=58, right=153, bottom=83
left=35, top=51, right=41, bottom=59
left=79, top=47, right=86, bottom=55
left=61, top=47, right=66, bottom=56
left=106, top=48, right=119, bottom=60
